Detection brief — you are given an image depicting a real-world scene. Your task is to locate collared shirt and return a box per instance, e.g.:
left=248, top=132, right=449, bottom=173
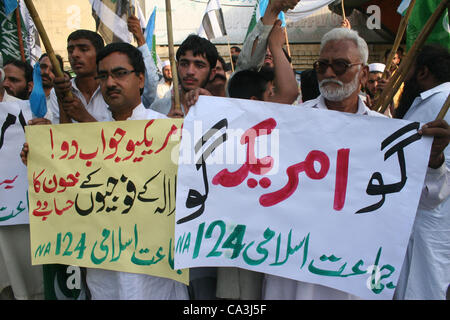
left=394, top=82, right=450, bottom=300
left=263, top=94, right=385, bottom=300
left=48, top=78, right=111, bottom=124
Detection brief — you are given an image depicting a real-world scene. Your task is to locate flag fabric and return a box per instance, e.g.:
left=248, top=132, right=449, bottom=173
left=405, top=0, right=450, bottom=51
left=90, top=0, right=146, bottom=44
left=43, top=265, right=89, bottom=300
left=244, top=0, right=285, bottom=40
left=198, top=0, right=227, bottom=40
left=3, top=0, right=17, bottom=16
left=0, top=1, right=28, bottom=63
left=29, top=62, right=47, bottom=118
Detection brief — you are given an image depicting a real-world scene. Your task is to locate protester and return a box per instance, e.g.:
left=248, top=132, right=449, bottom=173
left=156, top=60, right=173, bottom=99
left=0, top=55, right=20, bottom=102
left=263, top=27, right=386, bottom=299
left=205, top=55, right=228, bottom=98
left=3, top=60, right=33, bottom=100
left=363, top=62, right=394, bottom=116
left=393, top=44, right=450, bottom=300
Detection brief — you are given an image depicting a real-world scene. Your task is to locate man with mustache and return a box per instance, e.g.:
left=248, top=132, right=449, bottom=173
left=85, top=42, right=187, bottom=299
left=262, top=28, right=449, bottom=300
left=3, top=60, right=33, bottom=100
left=150, top=34, right=218, bottom=117
left=393, top=44, right=450, bottom=300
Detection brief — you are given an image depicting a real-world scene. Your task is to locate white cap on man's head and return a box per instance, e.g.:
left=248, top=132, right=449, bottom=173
left=368, top=63, right=385, bottom=73
left=162, top=60, right=170, bottom=69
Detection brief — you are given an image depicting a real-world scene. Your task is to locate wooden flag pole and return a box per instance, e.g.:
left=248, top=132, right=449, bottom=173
left=15, top=4, right=26, bottom=62
left=435, top=94, right=450, bottom=121
left=372, top=0, right=416, bottom=111
left=227, top=36, right=234, bottom=73
left=377, top=0, right=450, bottom=114
left=23, top=0, right=73, bottom=124
left=382, top=0, right=416, bottom=79
left=165, top=0, right=181, bottom=110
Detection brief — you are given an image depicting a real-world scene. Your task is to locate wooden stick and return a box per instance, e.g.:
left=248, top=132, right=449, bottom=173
left=165, top=0, right=181, bottom=110
left=227, top=36, right=234, bottom=73
left=435, top=94, right=450, bottom=121
left=23, top=0, right=73, bottom=124
left=377, top=0, right=449, bottom=114
left=15, top=5, right=26, bottom=62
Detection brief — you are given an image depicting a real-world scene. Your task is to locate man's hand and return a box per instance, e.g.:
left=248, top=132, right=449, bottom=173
left=53, top=74, right=72, bottom=100
left=60, top=95, right=96, bottom=123
left=341, top=18, right=351, bottom=29
left=28, top=118, right=51, bottom=126
left=127, top=15, right=145, bottom=47
left=184, top=88, right=212, bottom=111
left=418, top=119, right=450, bottom=169
left=20, top=142, right=29, bottom=166
left=263, top=0, right=300, bottom=25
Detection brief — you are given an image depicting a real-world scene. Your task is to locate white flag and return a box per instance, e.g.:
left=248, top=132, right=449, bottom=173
left=198, top=0, right=227, bottom=40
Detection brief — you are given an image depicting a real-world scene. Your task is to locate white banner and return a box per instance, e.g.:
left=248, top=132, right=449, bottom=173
left=0, top=101, right=32, bottom=226
left=174, top=96, right=432, bottom=299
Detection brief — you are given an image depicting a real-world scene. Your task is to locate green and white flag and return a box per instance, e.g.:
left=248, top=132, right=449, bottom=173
left=403, top=0, right=450, bottom=51
left=0, top=0, right=41, bottom=65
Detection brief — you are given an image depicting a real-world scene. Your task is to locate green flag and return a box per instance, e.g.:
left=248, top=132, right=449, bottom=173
left=0, top=3, right=30, bottom=63
left=406, top=0, right=450, bottom=51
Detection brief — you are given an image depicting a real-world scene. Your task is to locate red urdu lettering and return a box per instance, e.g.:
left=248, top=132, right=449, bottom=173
left=212, top=118, right=277, bottom=187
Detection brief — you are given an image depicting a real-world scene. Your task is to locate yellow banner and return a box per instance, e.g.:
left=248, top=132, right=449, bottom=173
left=26, top=119, right=188, bottom=285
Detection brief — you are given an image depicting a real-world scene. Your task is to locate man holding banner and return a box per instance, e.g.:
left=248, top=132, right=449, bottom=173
left=262, top=27, right=450, bottom=300
left=80, top=42, right=187, bottom=299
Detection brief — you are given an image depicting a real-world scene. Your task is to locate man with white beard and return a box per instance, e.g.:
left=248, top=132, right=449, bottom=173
left=298, top=28, right=382, bottom=117
left=262, top=27, right=384, bottom=300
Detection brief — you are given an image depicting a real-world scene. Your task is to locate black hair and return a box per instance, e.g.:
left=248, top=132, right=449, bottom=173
left=96, top=42, right=145, bottom=75
left=176, top=34, right=218, bottom=69
left=67, top=29, right=105, bottom=53
left=39, top=53, right=64, bottom=71
left=228, top=69, right=274, bottom=100
left=395, top=44, right=450, bottom=119
left=217, top=55, right=228, bottom=72
left=300, top=69, right=320, bottom=102
left=4, top=59, right=33, bottom=83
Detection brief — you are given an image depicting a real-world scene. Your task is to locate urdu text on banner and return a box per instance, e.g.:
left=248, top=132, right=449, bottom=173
left=0, top=101, right=32, bottom=226
left=174, top=96, right=432, bottom=299
left=26, top=118, right=188, bottom=285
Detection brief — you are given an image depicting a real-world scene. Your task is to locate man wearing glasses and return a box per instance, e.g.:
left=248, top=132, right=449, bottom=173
left=301, top=28, right=383, bottom=118
left=85, top=42, right=187, bottom=299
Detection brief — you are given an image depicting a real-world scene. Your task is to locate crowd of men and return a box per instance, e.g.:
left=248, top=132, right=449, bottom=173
left=1, top=0, right=449, bottom=300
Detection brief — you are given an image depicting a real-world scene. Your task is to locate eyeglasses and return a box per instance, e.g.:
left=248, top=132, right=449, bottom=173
left=95, top=68, right=136, bottom=81
left=313, top=60, right=363, bottom=76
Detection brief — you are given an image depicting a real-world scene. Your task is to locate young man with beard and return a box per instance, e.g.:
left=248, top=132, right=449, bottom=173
left=85, top=42, right=187, bottom=299
left=393, top=44, right=450, bottom=300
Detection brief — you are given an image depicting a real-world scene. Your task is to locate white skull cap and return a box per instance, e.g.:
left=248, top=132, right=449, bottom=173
left=368, top=63, right=385, bottom=73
